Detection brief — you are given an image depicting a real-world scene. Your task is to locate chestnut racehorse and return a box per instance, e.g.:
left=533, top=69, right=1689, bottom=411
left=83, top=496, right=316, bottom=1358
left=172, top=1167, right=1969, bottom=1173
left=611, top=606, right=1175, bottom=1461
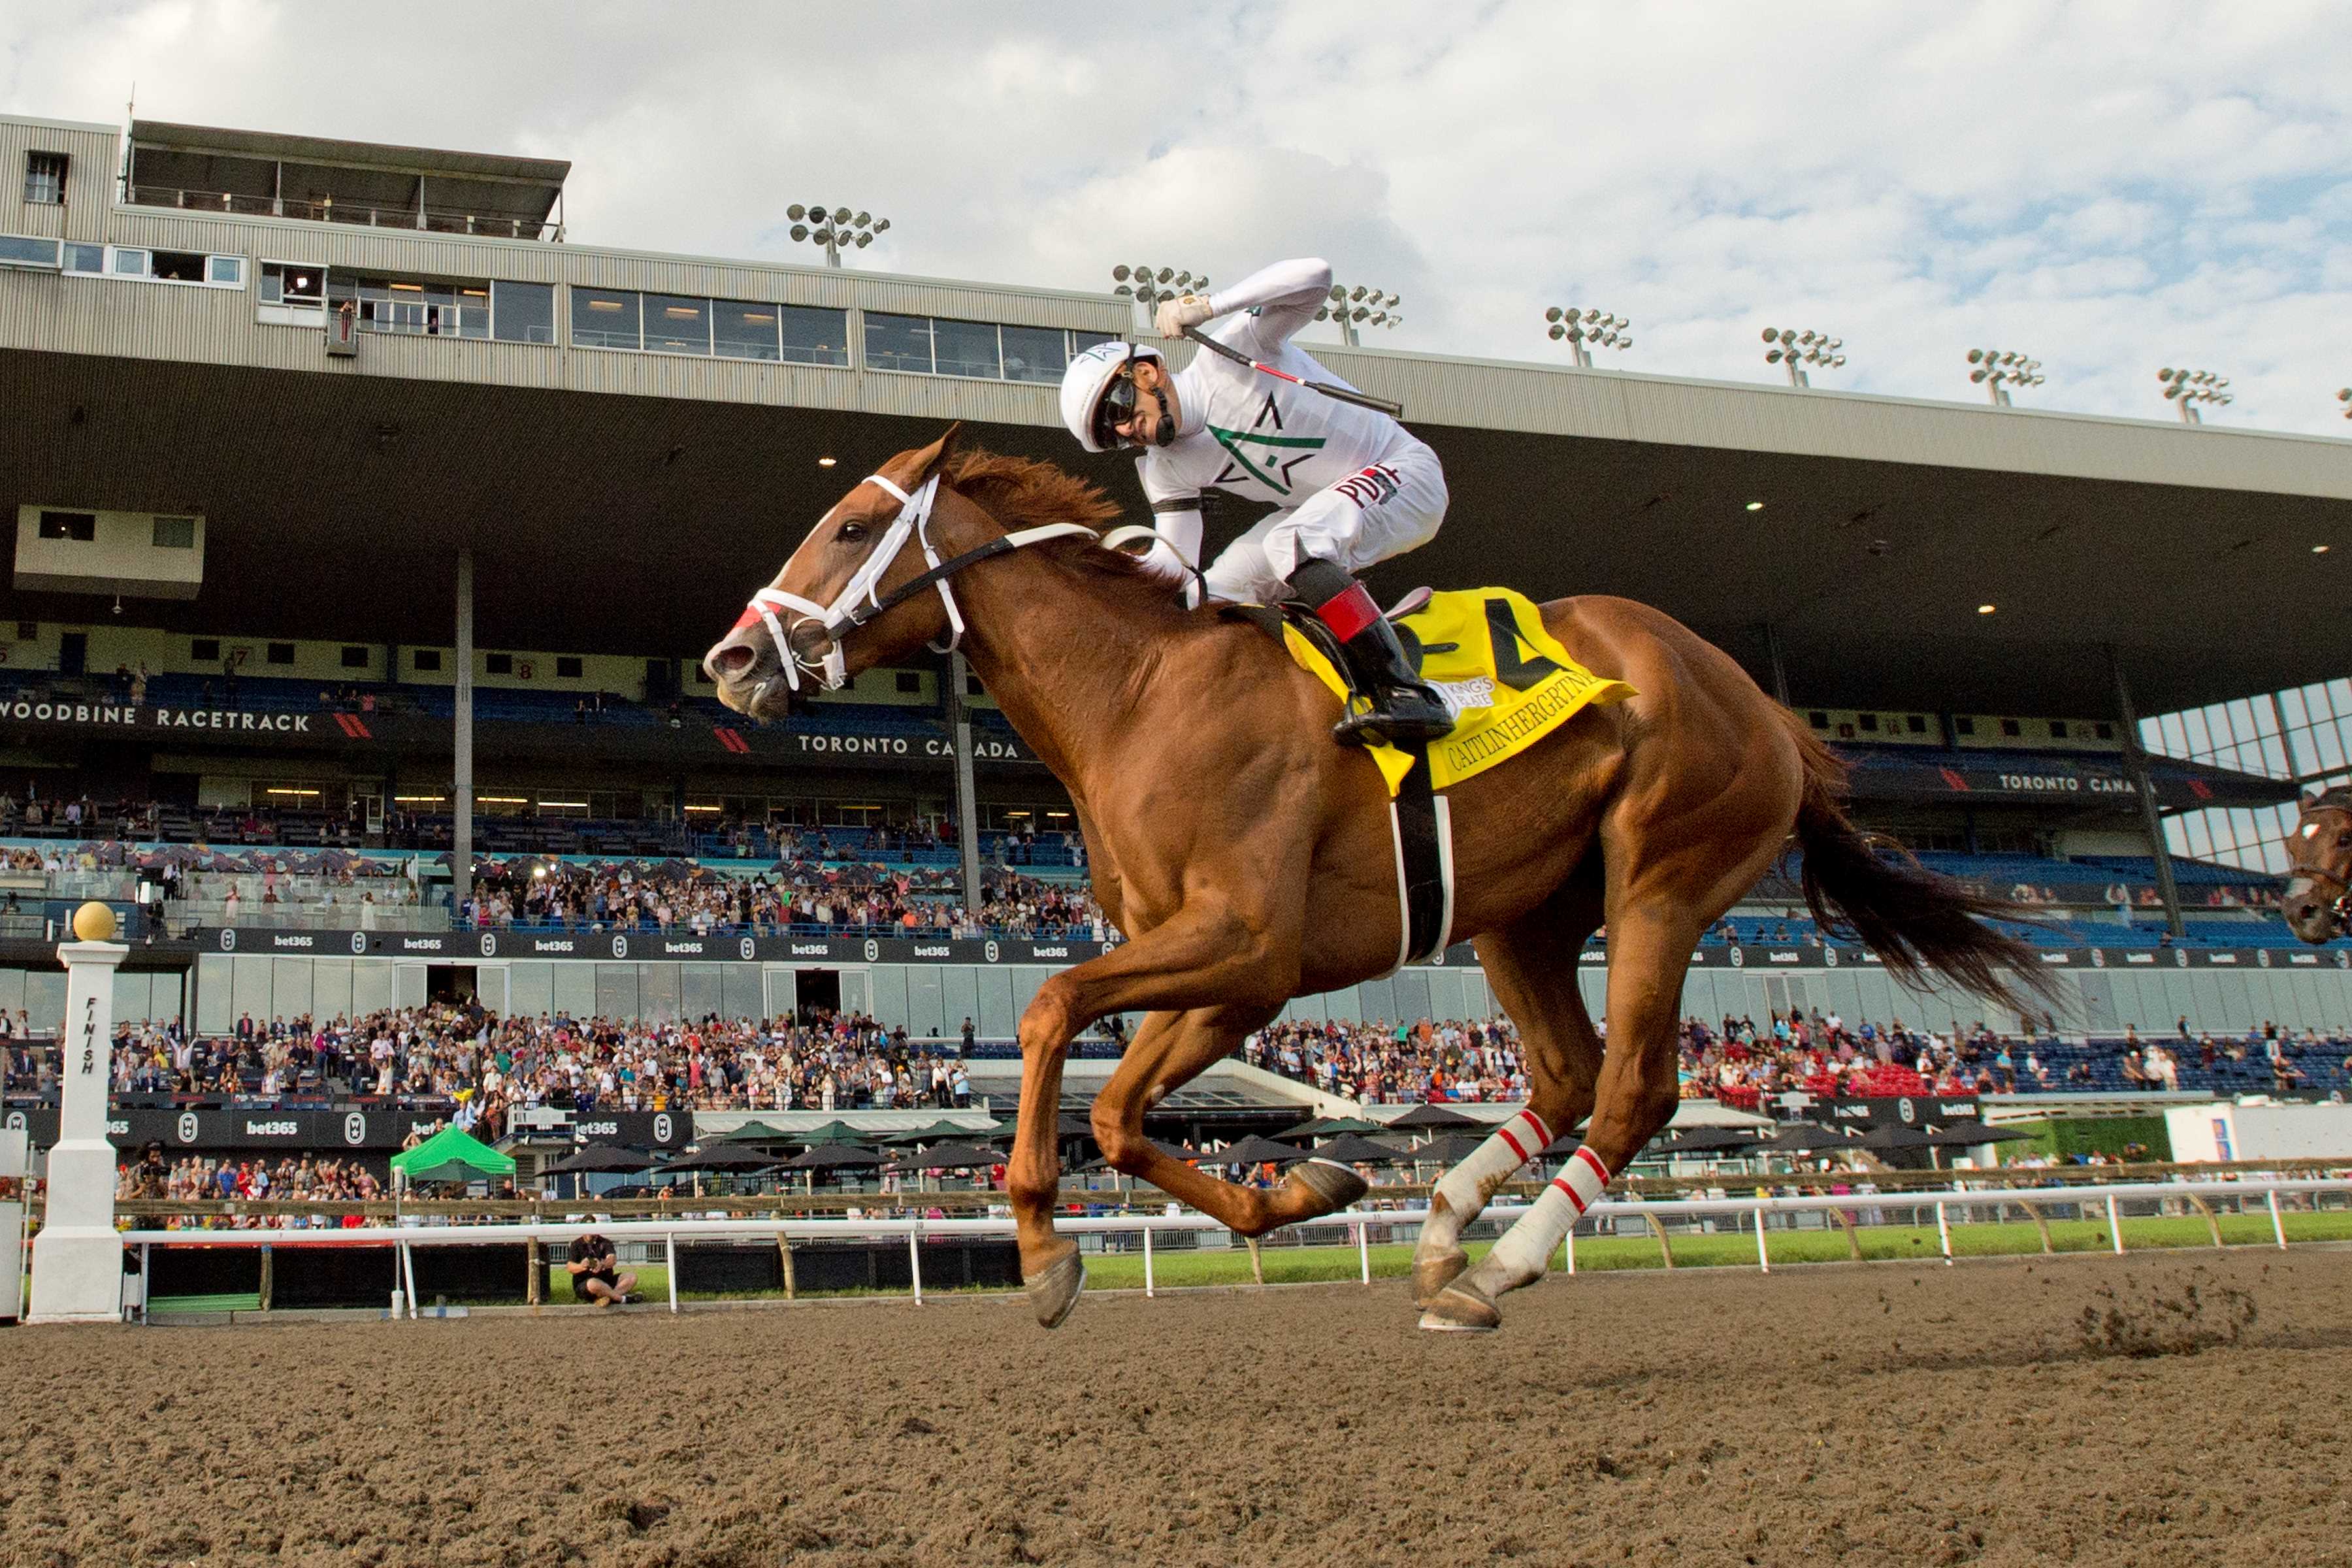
left=704, top=430, right=2040, bottom=1331
left=2281, top=786, right=2352, bottom=943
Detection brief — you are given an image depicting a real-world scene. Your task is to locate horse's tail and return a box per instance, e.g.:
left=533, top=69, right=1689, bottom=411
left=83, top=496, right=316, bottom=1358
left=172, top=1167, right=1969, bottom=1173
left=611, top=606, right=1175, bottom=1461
left=1775, top=709, right=2053, bottom=1017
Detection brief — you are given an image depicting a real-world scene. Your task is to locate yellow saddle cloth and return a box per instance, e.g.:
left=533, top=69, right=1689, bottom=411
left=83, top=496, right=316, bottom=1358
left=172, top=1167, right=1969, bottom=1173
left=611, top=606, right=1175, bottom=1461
left=1284, top=587, right=1635, bottom=796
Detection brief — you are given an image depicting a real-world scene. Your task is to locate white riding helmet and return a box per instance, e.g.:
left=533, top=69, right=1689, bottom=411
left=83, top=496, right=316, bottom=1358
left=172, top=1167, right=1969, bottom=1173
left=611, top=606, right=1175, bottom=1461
left=1059, top=339, right=1165, bottom=453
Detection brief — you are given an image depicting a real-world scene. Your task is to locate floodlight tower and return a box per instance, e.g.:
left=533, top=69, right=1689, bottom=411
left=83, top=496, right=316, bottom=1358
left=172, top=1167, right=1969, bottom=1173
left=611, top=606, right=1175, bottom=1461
left=1111, top=264, right=1210, bottom=335
left=1967, top=347, right=2044, bottom=406
left=1762, top=326, right=1846, bottom=387
left=2157, top=366, right=2232, bottom=425
left=1544, top=306, right=1631, bottom=367
left=1316, top=284, right=1402, bottom=347
left=787, top=205, right=890, bottom=267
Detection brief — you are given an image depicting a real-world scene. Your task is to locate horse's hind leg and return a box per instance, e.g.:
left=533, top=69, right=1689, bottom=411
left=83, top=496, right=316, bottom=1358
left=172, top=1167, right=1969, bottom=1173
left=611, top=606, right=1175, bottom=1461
left=1412, top=881, right=1605, bottom=1306
left=1092, top=1002, right=1370, bottom=1237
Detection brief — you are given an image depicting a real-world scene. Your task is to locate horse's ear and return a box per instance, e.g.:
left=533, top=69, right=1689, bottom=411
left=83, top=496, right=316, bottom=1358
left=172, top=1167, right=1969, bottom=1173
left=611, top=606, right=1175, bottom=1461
left=904, top=423, right=962, bottom=486
left=2303, top=789, right=2322, bottom=811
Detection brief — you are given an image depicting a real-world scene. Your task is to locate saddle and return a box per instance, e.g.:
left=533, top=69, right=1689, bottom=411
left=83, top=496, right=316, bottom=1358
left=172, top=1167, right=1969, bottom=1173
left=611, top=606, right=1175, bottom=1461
left=1228, top=587, right=1636, bottom=970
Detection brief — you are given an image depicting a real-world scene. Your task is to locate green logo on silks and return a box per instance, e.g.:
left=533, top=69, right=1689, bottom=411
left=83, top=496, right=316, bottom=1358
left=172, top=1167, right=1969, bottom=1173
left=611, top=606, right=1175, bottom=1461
left=1207, top=424, right=1326, bottom=495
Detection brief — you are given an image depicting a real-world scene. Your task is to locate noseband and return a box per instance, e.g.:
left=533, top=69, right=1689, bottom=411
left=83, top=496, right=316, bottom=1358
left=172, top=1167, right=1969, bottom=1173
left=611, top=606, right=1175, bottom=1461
left=727, top=472, right=1099, bottom=693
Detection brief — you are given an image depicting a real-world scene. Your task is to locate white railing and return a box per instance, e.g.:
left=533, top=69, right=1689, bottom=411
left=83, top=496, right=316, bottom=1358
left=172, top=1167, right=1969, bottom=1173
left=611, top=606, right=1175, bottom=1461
left=115, top=1175, right=2345, bottom=1318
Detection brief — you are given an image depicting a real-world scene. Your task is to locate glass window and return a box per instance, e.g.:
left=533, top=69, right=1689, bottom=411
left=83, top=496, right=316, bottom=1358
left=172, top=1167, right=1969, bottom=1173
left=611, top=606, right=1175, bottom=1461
left=779, top=304, right=849, bottom=366
left=1071, top=329, right=1117, bottom=356
left=150, top=250, right=206, bottom=283
left=207, top=255, right=244, bottom=287
left=644, top=293, right=711, bottom=355
left=713, top=299, right=780, bottom=361
left=1001, top=324, right=1068, bottom=384
left=63, top=242, right=101, bottom=274
left=151, top=516, right=196, bottom=549
left=2280, top=688, right=2308, bottom=729
left=260, top=261, right=325, bottom=306
left=37, top=510, right=95, bottom=541
left=932, top=318, right=1002, bottom=379
left=0, top=234, right=59, bottom=270
left=112, top=248, right=148, bottom=276
left=571, top=286, right=642, bottom=350
left=24, top=152, right=65, bottom=205
left=491, top=280, right=555, bottom=344
left=864, top=310, right=933, bottom=372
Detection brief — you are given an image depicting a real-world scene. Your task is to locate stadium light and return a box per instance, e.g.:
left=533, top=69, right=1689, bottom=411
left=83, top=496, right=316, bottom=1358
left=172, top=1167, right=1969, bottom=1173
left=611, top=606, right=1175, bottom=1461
left=1543, top=305, right=1632, bottom=368
left=787, top=204, right=890, bottom=268
left=1111, top=264, right=1211, bottom=335
left=1966, top=346, right=2044, bottom=407
left=1761, top=325, right=1846, bottom=387
left=2338, top=387, right=2351, bottom=421
left=1315, top=282, right=1403, bottom=348
left=2157, top=365, right=2232, bottom=425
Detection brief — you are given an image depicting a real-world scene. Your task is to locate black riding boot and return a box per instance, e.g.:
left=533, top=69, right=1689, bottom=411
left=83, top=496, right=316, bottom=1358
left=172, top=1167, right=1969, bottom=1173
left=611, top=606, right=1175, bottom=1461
left=1287, top=558, right=1454, bottom=748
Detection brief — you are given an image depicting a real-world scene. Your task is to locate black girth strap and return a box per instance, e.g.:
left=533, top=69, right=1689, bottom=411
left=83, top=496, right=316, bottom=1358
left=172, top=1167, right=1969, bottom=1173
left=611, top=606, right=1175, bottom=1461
left=1394, top=753, right=1451, bottom=965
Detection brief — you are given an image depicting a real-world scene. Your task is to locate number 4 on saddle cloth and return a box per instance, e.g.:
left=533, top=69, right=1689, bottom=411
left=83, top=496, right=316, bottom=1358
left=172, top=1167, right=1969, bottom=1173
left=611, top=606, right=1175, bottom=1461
left=1234, top=587, right=1636, bottom=972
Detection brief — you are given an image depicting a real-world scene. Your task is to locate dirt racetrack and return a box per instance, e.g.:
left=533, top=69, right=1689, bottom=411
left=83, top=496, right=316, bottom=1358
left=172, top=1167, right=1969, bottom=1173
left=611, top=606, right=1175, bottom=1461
left=5, top=1247, right=2352, bottom=1567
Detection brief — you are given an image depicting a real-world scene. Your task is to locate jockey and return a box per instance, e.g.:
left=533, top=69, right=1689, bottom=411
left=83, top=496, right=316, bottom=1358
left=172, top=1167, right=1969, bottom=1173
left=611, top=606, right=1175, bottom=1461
left=1057, top=256, right=1453, bottom=748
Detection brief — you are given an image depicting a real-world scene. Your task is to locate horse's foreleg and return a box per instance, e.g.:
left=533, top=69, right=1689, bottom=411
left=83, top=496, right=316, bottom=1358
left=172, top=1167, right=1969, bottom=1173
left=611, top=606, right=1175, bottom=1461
left=1413, top=893, right=1604, bottom=1305
left=1422, top=905, right=1697, bottom=1332
left=1009, top=896, right=1299, bottom=1328
left=1092, top=1003, right=1365, bottom=1238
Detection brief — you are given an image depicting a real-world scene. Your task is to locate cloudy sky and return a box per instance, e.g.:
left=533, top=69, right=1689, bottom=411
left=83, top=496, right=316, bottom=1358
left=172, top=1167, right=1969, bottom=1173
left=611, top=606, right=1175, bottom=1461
left=5, top=1, right=2349, bottom=433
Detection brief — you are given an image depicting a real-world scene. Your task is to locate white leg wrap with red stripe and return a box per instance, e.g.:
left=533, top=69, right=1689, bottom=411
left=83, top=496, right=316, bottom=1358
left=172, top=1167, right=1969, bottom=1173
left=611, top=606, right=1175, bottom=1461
left=1482, top=1146, right=1613, bottom=1284
left=1429, top=1109, right=1551, bottom=1222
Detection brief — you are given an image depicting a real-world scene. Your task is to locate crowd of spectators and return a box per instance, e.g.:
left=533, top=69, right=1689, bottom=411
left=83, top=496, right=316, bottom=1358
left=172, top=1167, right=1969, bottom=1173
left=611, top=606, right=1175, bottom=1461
left=1678, top=1009, right=2349, bottom=1107
left=1243, top=1017, right=1529, bottom=1103
left=459, top=855, right=1104, bottom=939
left=29, top=1003, right=983, bottom=1132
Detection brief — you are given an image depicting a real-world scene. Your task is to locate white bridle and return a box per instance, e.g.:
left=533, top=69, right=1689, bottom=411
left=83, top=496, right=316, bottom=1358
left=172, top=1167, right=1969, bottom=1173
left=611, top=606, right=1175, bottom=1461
left=721, top=470, right=1098, bottom=694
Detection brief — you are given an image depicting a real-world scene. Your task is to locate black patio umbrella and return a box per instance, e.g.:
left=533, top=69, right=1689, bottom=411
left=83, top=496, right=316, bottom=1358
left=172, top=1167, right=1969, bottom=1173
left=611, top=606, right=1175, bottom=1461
left=664, top=1143, right=782, bottom=1172
left=783, top=1119, right=875, bottom=1148
left=1275, top=1115, right=1383, bottom=1141
left=1403, top=1132, right=1498, bottom=1166
left=1651, top=1125, right=1765, bottom=1155
left=1922, top=1120, right=2031, bottom=1147
left=545, top=1143, right=655, bottom=1174
left=1856, top=1124, right=1936, bottom=1152
left=784, top=1142, right=889, bottom=1169
left=712, top=1120, right=796, bottom=1144
left=883, top=1142, right=1004, bottom=1173
left=1308, top=1132, right=1411, bottom=1166
left=1764, top=1122, right=1855, bottom=1154
left=1055, top=1113, right=1096, bottom=1140
left=1077, top=1139, right=1200, bottom=1172
left=1205, top=1135, right=1308, bottom=1168
left=880, top=1119, right=992, bottom=1145
left=1387, top=1103, right=1482, bottom=1132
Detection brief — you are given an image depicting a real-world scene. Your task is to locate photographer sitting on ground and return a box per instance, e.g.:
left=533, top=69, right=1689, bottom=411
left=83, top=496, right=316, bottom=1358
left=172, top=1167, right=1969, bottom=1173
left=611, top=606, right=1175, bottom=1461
left=565, top=1232, right=638, bottom=1308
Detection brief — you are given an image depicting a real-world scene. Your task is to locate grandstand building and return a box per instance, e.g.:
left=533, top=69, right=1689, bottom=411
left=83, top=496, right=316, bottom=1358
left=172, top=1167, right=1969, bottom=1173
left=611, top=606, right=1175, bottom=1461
left=2, top=107, right=2351, bottom=1114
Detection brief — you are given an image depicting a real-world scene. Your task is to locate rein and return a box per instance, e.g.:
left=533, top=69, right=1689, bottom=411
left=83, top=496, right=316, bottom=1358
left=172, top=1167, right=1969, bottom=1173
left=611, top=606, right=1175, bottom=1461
left=732, top=472, right=1098, bottom=693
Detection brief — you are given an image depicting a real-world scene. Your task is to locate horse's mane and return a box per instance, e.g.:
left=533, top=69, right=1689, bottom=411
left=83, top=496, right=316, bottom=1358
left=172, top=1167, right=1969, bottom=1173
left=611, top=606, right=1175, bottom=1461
left=939, top=448, right=1175, bottom=600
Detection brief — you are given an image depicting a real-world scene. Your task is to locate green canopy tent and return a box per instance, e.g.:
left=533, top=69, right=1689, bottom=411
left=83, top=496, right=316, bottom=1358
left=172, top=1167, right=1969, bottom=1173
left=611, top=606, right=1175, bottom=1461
left=390, top=1125, right=515, bottom=1187
left=784, top=1120, right=878, bottom=1148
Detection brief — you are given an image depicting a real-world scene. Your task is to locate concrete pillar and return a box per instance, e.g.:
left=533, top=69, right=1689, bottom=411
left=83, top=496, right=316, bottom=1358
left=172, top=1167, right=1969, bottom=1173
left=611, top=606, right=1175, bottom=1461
left=2108, top=644, right=2183, bottom=939
left=28, top=933, right=127, bottom=1322
left=944, top=651, right=985, bottom=925
left=453, top=549, right=474, bottom=915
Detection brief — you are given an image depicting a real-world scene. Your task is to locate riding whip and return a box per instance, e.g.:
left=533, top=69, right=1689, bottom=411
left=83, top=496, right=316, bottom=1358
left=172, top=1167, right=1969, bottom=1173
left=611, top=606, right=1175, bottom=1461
left=1180, top=326, right=1406, bottom=418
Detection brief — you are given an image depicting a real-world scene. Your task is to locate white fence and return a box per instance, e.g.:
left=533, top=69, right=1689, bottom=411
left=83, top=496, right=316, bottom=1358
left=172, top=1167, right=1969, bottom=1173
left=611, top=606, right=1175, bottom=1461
left=116, top=1175, right=2347, bottom=1318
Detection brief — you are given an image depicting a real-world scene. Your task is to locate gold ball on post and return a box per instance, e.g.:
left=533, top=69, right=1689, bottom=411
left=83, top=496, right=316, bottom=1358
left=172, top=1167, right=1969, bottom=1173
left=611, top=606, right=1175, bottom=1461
left=71, top=902, right=118, bottom=942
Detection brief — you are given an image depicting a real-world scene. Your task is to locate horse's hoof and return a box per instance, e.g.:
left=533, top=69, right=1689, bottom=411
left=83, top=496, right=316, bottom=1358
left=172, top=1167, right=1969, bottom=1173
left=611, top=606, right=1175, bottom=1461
left=1418, top=1278, right=1502, bottom=1333
left=1412, top=1246, right=1469, bottom=1308
left=1284, top=1157, right=1370, bottom=1217
left=1026, top=1249, right=1085, bottom=1330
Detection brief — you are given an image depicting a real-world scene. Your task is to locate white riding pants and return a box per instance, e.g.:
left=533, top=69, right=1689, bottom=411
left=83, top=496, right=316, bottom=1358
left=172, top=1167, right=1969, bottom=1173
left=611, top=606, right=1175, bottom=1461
left=1203, top=440, right=1448, bottom=606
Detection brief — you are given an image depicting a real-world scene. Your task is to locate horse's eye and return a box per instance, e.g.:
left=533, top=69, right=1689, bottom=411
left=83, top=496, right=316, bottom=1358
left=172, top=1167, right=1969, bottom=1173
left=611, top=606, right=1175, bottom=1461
left=2337, top=832, right=2349, bottom=851
left=839, top=521, right=868, bottom=543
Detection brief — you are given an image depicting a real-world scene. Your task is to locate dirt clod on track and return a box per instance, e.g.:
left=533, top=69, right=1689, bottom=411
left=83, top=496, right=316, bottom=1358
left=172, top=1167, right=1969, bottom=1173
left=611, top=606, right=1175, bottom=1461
left=7, top=1249, right=2352, bottom=1567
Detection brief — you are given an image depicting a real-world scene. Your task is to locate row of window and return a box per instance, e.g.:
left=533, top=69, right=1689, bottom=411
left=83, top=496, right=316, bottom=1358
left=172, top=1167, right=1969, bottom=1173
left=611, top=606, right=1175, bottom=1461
left=181, top=637, right=585, bottom=679
left=2, top=229, right=1115, bottom=384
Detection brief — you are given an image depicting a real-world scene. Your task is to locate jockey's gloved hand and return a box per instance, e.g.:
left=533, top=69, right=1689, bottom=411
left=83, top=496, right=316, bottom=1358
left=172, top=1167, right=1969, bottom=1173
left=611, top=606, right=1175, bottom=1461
left=1154, top=294, right=1216, bottom=338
